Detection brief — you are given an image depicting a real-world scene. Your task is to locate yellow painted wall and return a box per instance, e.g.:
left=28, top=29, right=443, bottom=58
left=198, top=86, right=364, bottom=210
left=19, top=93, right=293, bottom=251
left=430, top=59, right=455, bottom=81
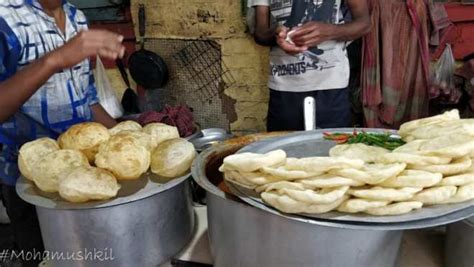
left=130, top=0, right=270, bottom=134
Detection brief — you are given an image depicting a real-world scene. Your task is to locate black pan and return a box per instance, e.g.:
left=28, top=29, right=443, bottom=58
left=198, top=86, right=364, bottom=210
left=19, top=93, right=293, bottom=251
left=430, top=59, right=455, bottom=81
left=128, top=4, right=169, bottom=89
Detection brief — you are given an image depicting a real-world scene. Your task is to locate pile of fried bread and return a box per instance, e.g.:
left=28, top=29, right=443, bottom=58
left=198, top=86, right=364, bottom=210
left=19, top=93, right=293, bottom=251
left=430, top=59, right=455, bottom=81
left=19, top=121, right=196, bottom=203
left=220, top=110, right=474, bottom=216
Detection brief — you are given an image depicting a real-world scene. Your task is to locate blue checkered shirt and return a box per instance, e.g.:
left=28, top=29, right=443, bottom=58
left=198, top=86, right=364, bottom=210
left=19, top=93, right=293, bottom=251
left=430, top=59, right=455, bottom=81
left=0, top=0, right=99, bottom=186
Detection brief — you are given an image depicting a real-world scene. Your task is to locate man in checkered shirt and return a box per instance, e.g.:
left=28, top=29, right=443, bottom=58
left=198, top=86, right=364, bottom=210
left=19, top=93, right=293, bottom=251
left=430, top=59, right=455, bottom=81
left=0, top=0, right=124, bottom=264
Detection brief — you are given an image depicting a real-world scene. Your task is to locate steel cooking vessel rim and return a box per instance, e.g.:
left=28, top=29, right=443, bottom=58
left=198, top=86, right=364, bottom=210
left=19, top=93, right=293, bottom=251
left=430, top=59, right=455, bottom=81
left=16, top=173, right=191, bottom=210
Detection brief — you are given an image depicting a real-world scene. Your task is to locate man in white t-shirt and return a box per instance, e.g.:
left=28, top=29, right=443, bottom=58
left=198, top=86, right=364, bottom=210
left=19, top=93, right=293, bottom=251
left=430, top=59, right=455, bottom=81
left=248, top=0, right=370, bottom=131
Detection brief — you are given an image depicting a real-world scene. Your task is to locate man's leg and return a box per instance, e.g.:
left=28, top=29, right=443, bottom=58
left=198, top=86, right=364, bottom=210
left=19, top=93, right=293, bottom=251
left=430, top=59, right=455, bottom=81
left=314, top=88, right=352, bottom=128
left=267, top=89, right=308, bottom=131
left=1, top=185, right=44, bottom=266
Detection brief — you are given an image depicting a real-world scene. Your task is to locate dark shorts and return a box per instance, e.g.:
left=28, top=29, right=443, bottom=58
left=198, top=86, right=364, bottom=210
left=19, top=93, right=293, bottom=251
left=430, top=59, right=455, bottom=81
left=267, top=88, right=352, bottom=131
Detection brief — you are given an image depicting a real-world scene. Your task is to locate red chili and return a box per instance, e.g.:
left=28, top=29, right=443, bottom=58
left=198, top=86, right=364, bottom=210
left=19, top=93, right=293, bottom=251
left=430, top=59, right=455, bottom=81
left=331, top=135, right=350, bottom=141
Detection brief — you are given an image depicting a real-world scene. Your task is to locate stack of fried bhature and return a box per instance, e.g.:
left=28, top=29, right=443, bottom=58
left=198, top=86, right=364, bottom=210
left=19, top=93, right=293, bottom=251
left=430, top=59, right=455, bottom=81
left=19, top=121, right=196, bottom=203
left=221, top=110, right=474, bottom=216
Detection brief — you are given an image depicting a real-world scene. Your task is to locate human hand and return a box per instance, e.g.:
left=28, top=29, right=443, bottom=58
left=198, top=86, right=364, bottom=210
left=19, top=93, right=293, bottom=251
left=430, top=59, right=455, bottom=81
left=289, top=21, right=337, bottom=48
left=50, top=30, right=125, bottom=70
left=275, top=25, right=307, bottom=55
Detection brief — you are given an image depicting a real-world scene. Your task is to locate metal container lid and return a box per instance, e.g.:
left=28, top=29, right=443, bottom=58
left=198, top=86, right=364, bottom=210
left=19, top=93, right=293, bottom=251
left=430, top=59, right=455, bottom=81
left=16, top=172, right=190, bottom=210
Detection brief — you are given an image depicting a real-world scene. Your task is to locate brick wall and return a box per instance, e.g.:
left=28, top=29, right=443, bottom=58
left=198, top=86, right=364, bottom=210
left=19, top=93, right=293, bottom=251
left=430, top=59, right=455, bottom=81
left=130, top=0, right=269, bottom=134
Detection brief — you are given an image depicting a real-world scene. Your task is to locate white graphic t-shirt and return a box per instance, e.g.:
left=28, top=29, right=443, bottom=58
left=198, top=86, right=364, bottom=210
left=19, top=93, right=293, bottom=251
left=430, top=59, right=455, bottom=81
left=248, top=0, right=350, bottom=92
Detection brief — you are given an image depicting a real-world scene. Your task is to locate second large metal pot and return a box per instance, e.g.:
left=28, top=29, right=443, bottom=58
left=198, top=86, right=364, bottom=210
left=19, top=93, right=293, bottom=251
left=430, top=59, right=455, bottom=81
left=192, top=132, right=474, bottom=267
left=445, top=216, right=474, bottom=267
left=207, top=192, right=401, bottom=267
left=192, top=133, right=401, bottom=267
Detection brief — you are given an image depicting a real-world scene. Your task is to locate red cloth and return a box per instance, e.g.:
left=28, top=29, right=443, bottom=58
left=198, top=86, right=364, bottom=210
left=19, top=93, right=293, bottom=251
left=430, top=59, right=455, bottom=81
left=432, top=4, right=474, bottom=60
left=362, top=0, right=431, bottom=128
left=138, top=105, right=195, bottom=137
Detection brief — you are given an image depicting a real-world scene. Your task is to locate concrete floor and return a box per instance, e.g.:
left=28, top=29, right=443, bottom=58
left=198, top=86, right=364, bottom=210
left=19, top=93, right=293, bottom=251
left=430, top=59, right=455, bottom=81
left=0, top=207, right=448, bottom=267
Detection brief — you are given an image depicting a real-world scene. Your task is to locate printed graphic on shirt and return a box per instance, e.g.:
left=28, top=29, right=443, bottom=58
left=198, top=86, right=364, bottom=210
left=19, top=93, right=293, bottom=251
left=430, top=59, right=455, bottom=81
left=269, top=0, right=344, bottom=79
left=269, top=50, right=338, bottom=77
left=271, top=0, right=340, bottom=26
left=266, top=0, right=349, bottom=92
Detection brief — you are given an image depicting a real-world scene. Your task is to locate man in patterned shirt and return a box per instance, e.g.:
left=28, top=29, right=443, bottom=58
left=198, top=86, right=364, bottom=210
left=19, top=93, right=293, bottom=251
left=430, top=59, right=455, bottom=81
left=0, top=0, right=124, bottom=264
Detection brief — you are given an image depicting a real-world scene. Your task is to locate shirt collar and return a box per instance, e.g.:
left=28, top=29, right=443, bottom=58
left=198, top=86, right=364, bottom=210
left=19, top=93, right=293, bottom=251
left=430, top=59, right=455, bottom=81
left=25, top=0, right=68, bottom=9
left=25, top=0, right=68, bottom=14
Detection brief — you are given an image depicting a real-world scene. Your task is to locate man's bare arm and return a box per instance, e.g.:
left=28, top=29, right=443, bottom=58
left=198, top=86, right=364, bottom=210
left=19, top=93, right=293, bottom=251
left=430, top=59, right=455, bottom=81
left=253, top=6, right=275, bottom=46
left=90, top=104, right=117, bottom=128
left=0, top=30, right=125, bottom=123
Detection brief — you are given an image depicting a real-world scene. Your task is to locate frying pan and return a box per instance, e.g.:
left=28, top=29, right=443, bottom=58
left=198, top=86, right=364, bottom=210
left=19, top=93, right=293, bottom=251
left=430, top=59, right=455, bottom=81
left=128, top=4, right=169, bottom=89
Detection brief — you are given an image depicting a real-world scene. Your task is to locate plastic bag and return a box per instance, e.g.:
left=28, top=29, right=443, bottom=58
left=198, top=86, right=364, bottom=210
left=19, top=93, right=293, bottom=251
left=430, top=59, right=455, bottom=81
left=430, top=44, right=456, bottom=99
left=95, top=56, right=124, bottom=119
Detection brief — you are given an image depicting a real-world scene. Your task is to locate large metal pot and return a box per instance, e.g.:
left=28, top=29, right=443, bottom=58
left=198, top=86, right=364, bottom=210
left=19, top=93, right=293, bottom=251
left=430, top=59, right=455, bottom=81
left=192, top=133, right=474, bottom=267
left=445, top=216, right=474, bottom=267
left=17, top=175, right=194, bottom=267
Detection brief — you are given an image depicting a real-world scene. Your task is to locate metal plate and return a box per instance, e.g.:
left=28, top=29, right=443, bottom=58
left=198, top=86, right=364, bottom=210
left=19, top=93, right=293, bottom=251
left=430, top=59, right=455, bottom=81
left=16, top=172, right=190, bottom=210
left=233, top=129, right=474, bottom=224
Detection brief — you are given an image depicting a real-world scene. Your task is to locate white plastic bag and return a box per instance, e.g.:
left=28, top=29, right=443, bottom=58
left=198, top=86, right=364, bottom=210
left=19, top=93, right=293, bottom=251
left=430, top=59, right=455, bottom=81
left=430, top=44, right=456, bottom=99
left=95, top=56, right=124, bottom=119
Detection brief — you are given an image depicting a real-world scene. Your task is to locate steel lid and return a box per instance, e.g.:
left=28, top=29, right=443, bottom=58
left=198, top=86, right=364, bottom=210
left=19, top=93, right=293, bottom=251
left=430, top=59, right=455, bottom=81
left=16, top=172, right=190, bottom=210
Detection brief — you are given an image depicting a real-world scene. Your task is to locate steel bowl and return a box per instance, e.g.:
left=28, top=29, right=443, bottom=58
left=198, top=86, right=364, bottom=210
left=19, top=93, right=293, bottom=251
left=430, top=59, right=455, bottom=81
left=191, top=132, right=474, bottom=267
left=190, top=128, right=232, bottom=152
left=17, top=173, right=195, bottom=267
